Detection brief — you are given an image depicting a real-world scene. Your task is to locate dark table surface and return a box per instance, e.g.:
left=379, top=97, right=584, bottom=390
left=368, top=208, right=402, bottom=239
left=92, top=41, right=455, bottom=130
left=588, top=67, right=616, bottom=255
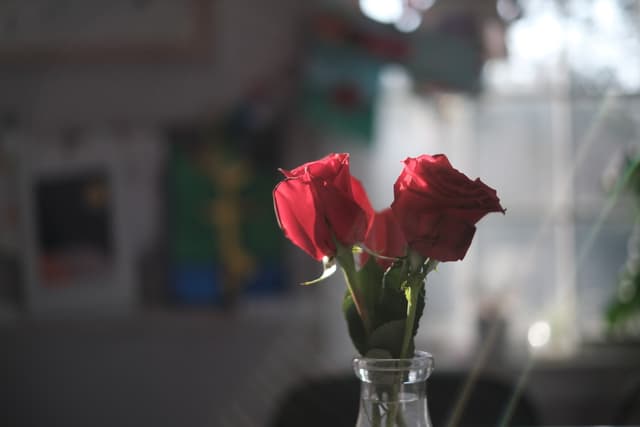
left=1, top=311, right=639, bottom=427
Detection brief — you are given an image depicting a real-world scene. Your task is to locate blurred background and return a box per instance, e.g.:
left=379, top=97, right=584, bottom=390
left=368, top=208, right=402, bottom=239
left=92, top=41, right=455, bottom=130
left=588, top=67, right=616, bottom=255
left=1, top=0, right=640, bottom=426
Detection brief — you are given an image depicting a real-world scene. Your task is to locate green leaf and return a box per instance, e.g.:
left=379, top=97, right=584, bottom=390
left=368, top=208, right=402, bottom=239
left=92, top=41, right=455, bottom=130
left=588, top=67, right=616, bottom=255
left=368, top=259, right=410, bottom=332
left=300, top=256, right=337, bottom=286
left=337, top=242, right=432, bottom=357
left=382, top=260, right=408, bottom=293
left=367, top=319, right=410, bottom=358
left=375, top=292, right=407, bottom=328
left=413, top=286, right=426, bottom=337
left=343, top=290, right=368, bottom=356
left=364, top=348, right=393, bottom=359
left=354, top=256, right=385, bottom=320
left=423, top=258, right=439, bottom=275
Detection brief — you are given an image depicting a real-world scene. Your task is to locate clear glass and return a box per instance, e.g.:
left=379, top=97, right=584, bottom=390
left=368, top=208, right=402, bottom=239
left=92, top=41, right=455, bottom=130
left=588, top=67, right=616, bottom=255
left=353, top=351, right=434, bottom=427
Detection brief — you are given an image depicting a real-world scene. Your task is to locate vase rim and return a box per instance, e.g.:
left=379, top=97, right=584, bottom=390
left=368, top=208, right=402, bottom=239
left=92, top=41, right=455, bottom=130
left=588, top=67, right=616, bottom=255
left=352, top=351, right=434, bottom=383
left=353, top=350, right=434, bottom=373
left=353, top=350, right=432, bottom=363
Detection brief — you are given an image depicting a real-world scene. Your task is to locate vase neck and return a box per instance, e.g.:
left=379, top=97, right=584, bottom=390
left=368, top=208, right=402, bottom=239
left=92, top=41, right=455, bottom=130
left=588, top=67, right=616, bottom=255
left=353, top=351, right=434, bottom=427
left=353, top=351, right=434, bottom=384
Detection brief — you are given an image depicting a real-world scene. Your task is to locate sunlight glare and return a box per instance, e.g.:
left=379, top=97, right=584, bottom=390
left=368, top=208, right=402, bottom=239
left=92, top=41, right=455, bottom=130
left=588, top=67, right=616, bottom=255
left=497, top=0, right=521, bottom=21
left=359, top=0, right=404, bottom=24
left=395, top=8, right=422, bottom=33
left=527, top=321, right=551, bottom=348
left=411, top=0, right=436, bottom=11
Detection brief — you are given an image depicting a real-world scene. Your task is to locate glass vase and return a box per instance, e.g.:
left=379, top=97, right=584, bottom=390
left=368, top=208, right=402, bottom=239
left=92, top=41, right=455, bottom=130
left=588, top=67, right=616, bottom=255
left=352, top=351, right=434, bottom=427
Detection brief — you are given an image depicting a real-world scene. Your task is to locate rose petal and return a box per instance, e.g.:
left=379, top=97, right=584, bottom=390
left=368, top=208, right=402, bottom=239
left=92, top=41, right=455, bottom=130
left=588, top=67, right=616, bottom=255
left=392, top=154, right=504, bottom=262
left=273, top=178, right=332, bottom=260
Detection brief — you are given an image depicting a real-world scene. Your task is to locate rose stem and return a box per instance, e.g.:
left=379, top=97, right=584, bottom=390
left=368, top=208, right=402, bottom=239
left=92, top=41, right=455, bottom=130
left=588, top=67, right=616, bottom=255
left=400, top=275, right=423, bottom=359
left=335, top=242, right=371, bottom=334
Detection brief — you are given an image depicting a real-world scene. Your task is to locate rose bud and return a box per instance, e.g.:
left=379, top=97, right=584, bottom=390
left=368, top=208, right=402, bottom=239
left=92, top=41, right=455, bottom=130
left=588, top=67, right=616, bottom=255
left=273, top=153, right=374, bottom=260
left=391, top=154, right=505, bottom=262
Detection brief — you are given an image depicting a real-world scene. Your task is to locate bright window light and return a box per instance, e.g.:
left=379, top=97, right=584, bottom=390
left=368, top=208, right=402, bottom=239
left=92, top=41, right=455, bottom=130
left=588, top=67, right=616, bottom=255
left=411, top=0, right=436, bottom=11
left=497, top=0, right=521, bottom=21
left=395, top=8, right=422, bottom=33
left=359, top=0, right=404, bottom=24
left=528, top=321, right=551, bottom=348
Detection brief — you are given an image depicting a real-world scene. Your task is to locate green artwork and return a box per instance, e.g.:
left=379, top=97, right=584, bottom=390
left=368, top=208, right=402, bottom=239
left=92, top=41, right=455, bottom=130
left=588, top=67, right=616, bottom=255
left=168, top=128, right=286, bottom=306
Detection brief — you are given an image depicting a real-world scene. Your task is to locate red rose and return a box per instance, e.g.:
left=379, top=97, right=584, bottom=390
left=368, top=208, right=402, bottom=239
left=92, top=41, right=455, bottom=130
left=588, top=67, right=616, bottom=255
left=362, top=208, right=407, bottom=269
left=391, top=154, right=505, bottom=262
left=273, top=153, right=374, bottom=260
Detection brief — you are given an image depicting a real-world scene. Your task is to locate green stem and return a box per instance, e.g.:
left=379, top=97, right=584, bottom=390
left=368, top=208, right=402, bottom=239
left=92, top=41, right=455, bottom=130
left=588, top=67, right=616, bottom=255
left=385, top=403, right=395, bottom=427
left=372, top=402, right=381, bottom=427
left=392, top=258, right=435, bottom=425
left=400, top=279, right=421, bottom=359
left=396, top=409, right=408, bottom=427
left=385, top=379, right=408, bottom=427
left=394, top=277, right=422, bottom=427
left=385, top=398, right=401, bottom=427
left=336, top=245, right=371, bottom=334
left=399, top=258, right=436, bottom=359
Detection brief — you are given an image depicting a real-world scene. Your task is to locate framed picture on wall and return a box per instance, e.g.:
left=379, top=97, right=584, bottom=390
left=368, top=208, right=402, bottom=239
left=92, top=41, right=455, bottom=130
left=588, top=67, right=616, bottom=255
left=0, top=0, right=212, bottom=63
left=18, top=132, right=135, bottom=316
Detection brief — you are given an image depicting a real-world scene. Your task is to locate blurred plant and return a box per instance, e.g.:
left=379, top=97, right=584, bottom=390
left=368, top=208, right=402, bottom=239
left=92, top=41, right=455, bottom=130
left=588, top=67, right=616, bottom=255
left=603, top=147, right=640, bottom=339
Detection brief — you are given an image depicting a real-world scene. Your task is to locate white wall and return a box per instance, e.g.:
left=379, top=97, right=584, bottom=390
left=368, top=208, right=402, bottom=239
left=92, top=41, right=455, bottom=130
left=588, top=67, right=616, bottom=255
left=0, top=0, right=308, bottom=317
left=0, top=0, right=303, bottom=127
